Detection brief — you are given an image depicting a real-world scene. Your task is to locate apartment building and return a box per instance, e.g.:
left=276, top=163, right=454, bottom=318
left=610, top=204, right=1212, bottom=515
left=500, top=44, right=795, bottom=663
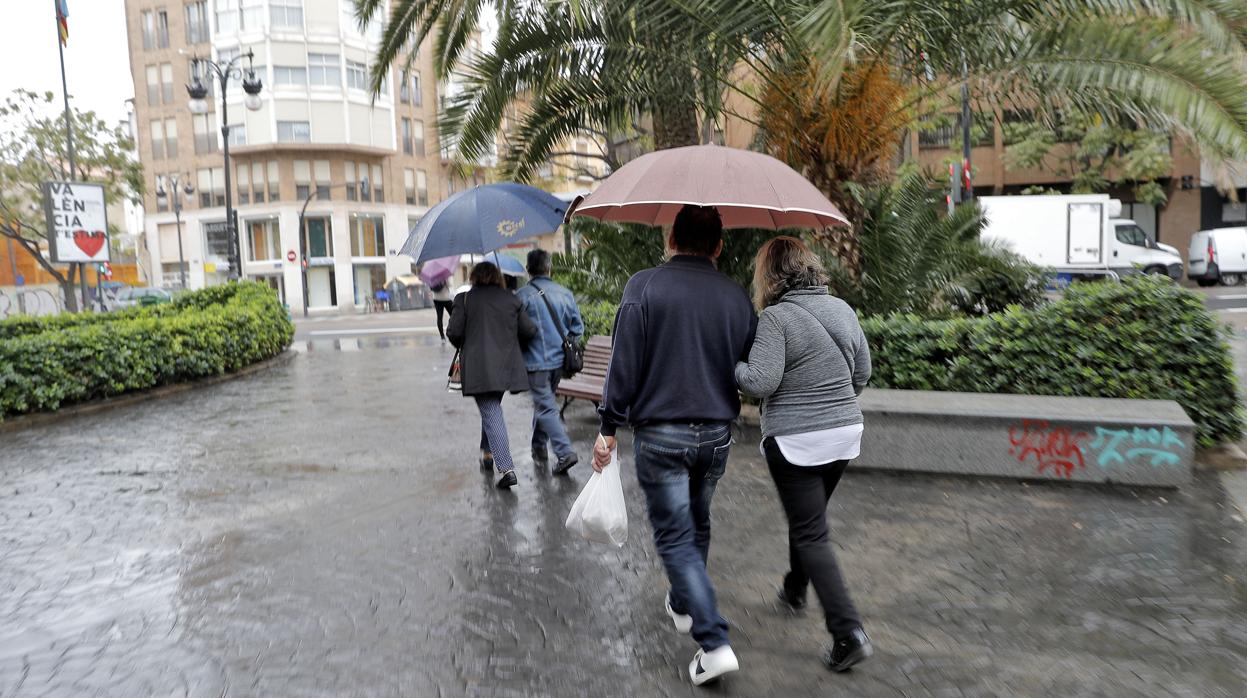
left=125, top=0, right=455, bottom=312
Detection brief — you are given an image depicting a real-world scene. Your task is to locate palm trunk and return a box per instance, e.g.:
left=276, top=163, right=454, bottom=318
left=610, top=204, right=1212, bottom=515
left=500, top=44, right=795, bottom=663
left=650, top=59, right=700, bottom=150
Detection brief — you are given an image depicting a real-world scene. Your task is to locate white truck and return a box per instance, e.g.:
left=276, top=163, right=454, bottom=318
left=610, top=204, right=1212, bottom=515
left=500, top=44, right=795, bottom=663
left=979, top=194, right=1184, bottom=283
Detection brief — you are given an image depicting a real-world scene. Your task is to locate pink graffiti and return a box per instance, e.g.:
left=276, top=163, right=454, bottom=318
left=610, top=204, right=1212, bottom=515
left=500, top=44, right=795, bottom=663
left=1008, top=419, right=1089, bottom=478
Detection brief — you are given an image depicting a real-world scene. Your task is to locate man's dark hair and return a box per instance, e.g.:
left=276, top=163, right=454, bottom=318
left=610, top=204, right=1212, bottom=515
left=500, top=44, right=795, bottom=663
left=470, top=261, right=505, bottom=288
left=527, top=248, right=552, bottom=276
left=671, top=205, right=723, bottom=256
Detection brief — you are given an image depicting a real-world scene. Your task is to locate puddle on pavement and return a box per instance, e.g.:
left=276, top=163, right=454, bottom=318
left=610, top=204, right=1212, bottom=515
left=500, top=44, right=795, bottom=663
left=292, top=335, right=444, bottom=353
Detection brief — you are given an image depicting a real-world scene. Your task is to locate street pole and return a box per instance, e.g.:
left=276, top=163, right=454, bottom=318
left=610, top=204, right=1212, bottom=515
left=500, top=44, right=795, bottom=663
left=173, top=189, right=187, bottom=290
left=5, top=236, right=23, bottom=314
left=220, top=74, right=238, bottom=281
left=54, top=0, right=88, bottom=313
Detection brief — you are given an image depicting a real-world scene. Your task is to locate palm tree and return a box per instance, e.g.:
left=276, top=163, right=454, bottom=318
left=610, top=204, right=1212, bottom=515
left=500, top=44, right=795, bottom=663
left=354, top=0, right=733, bottom=179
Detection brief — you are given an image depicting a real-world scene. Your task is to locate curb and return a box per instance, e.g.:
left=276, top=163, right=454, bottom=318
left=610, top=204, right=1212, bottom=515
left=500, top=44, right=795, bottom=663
left=1196, top=443, right=1247, bottom=471
left=0, top=348, right=299, bottom=434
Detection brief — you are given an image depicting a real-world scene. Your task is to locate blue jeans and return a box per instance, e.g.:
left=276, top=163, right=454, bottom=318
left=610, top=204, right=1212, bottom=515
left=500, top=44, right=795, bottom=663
left=528, top=369, right=573, bottom=459
left=633, top=422, right=732, bottom=650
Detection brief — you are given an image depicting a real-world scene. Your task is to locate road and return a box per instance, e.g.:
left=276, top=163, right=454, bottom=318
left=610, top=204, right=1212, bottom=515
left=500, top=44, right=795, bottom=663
left=293, top=307, right=442, bottom=341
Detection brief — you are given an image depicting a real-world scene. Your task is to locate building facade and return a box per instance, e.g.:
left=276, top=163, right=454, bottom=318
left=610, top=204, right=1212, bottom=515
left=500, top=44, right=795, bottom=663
left=125, top=0, right=451, bottom=312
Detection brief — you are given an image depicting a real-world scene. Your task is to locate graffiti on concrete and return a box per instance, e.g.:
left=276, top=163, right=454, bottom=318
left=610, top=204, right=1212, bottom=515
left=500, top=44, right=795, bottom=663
left=1008, top=419, right=1089, bottom=478
left=1009, top=420, right=1188, bottom=476
left=0, top=289, right=63, bottom=319
left=1089, top=426, right=1185, bottom=469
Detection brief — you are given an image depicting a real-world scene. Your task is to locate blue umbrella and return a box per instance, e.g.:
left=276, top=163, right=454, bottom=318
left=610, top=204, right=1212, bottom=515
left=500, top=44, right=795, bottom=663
left=399, top=182, right=568, bottom=264
left=459, top=252, right=527, bottom=276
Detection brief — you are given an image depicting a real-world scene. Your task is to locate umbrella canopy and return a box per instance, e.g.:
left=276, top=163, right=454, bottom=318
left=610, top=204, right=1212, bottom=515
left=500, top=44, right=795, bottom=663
left=418, top=255, right=458, bottom=287
left=398, top=182, right=568, bottom=263
left=572, top=144, right=849, bottom=230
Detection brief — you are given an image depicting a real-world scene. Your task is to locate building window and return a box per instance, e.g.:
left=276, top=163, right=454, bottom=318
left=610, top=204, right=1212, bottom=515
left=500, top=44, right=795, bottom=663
left=247, top=218, right=281, bottom=261
left=345, top=162, right=358, bottom=201
left=411, top=71, right=422, bottom=106
left=413, top=120, right=425, bottom=156
left=163, top=118, right=178, bottom=158
left=350, top=215, right=385, bottom=257
left=356, top=161, right=371, bottom=202
left=193, top=113, right=218, bottom=154
left=185, top=1, right=210, bottom=43
left=237, top=162, right=250, bottom=204
left=150, top=120, right=165, bottom=159
left=270, top=0, right=304, bottom=29
left=141, top=10, right=169, bottom=49
left=416, top=169, right=428, bottom=207
left=399, top=69, right=410, bottom=103
left=277, top=121, right=311, bottom=143
left=145, top=65, right=160, bottom=104
left=228, top=123, right=246, bottom=146
left=347, top=61, right=369, bottom=91
left=1225, top=202, right=1247, bottom=223
left=267, top=161, right=280, bottom=202
left=197, top=167, right=225, bottom=207
left=294, top=160, right=309, bottom=200
left=314, top=160, right=331, bottom=199
left=141, top=10, right=156, bottom=50
left=308, top=53, right=340, bottom=87
left=303, top=217, right=332, bottom=257
left=404, top=169, right=415, bottom=205
left=161, top=63, right=174, bottom=104
left=273, top=65, right=307, bottom=86
left=373, top=164, right=384, bottom=202
left=401, top=118, right=413, bottom=155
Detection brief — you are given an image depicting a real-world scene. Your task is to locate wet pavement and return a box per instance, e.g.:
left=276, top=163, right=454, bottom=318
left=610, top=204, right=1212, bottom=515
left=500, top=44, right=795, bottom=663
left=3, top=336, right=1247, bottom=697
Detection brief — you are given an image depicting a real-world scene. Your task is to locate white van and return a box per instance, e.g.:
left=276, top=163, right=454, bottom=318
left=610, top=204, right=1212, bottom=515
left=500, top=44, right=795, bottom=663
left=979, top=195, right=1184, bottom=281
left=1188, top=227, right=1247, bottom=286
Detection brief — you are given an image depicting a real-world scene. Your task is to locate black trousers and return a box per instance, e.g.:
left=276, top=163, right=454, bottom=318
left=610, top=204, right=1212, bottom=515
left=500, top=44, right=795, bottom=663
left=763, top=437, right=862, bottom=639
left=434, top=299, right=454, bottom=339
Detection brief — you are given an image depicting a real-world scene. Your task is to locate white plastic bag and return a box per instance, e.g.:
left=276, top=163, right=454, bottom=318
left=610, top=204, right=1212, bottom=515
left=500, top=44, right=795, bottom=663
left=565, top=453, right=628, bottom=547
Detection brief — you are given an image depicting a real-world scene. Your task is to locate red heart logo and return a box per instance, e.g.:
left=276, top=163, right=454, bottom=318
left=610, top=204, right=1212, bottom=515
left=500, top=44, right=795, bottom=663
left=73, top=229, right=106, bottom=258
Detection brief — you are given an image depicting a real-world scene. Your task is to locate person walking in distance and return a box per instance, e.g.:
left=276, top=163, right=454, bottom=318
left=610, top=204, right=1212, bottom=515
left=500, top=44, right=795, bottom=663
left=734, top=236, right=874, bottom=672
left=516, top=249, right=584, bottom=474
left=592, top=205, right=756, bottom=686
left=431, top=279, right=454, bottom=342
left=447, top=261, right=537, bottom=489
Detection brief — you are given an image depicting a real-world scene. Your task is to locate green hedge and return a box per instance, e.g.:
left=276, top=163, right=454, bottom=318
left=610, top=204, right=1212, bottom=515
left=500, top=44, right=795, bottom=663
left=581, top=300, right=618, bottom=341
left=577, top=277, right=1243, bottom=446
left=862, top=276, right=1243, bottom=446
left=0, top=282, right=294, bottom=419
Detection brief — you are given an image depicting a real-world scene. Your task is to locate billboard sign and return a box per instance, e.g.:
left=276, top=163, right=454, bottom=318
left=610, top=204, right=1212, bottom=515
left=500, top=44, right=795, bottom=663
left=42, top=181, right=110, bottom=263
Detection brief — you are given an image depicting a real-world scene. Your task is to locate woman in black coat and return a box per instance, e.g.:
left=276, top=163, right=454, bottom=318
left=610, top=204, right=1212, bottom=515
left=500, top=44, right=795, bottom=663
left=447, top=261, right=537, bottom=489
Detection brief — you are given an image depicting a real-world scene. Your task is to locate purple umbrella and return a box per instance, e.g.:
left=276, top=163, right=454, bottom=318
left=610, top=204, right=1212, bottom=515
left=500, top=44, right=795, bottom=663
left=419, top=255, right=458, bottom=287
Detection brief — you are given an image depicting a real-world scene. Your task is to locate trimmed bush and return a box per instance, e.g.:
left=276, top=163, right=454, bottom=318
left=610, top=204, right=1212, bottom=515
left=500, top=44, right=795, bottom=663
left=0, top=282, right=294, bottom=419
left=580, top=300, right=617, bottom=340
left=575, top=277, right=1243, bottom=446
left=862, top=276, right=1243, bottom=446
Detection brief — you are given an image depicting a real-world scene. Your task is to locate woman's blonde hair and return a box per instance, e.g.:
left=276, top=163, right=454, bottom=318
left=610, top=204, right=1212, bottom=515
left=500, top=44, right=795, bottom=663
left=752, top=236, right=828, bottom=309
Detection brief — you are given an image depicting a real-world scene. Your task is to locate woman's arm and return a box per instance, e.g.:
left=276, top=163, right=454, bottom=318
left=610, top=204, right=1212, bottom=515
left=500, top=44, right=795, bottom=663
left=734, top=312, right=785, bottom=399
left=852, top=321, right=872, bottom=395
left=446, top=294, right=467, bottom=348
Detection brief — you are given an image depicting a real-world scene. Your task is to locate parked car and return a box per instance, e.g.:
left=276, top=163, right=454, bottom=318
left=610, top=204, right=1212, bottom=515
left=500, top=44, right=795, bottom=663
left=1188, top=227, right=1247, bottom=286
left=980, top=194, right=1184, bottom=282
left=112, top=286, right=173, bottom=309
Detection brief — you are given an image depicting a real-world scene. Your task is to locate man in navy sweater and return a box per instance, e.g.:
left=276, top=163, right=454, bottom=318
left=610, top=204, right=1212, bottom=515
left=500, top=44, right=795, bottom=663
left=592, top=205, right=756, bottom=686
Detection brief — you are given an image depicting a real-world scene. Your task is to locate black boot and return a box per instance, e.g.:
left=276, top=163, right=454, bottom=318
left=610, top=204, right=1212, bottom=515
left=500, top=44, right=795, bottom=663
left=552, top=452, right=579, bottom=475
left=496, top=470, right=518, bottom=489
left=479, top=451, right=494, bottom=472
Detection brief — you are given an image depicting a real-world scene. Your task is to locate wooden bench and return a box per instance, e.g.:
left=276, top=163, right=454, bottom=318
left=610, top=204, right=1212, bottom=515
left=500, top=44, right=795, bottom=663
left=557, top=335, right=612, bottom=418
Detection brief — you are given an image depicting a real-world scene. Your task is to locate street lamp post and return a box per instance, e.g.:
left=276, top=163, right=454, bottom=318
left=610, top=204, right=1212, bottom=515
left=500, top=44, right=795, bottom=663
left=187, top=50, right=263, bottom=282
left=155, top=173, right=194, bottom=290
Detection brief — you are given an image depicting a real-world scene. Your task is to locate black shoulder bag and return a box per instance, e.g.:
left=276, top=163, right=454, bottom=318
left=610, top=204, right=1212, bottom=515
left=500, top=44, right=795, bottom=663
left=534, top=281, right=584, bottom=378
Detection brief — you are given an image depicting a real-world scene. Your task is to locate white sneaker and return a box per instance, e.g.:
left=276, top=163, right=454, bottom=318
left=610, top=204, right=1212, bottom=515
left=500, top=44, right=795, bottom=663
left=665, top=592, right=693, bottom=633
left=689, top=645, right=739, bottom=686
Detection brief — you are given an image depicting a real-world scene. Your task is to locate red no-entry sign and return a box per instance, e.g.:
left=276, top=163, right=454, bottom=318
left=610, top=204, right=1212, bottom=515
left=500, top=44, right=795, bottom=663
left=287, top=250, right=296, bottom=262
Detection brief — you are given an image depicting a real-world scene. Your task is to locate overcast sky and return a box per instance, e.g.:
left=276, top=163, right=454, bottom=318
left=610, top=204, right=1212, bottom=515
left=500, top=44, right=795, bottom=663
left=0, top=1, right=133, bottom=126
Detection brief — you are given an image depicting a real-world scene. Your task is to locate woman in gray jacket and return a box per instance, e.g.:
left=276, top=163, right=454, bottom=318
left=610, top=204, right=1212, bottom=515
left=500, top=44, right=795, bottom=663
left=735, top=236, right=873, bottom=673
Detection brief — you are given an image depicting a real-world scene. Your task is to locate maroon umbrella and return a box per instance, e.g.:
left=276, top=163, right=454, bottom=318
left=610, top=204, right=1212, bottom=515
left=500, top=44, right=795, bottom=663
left=572, top=144, right=849, bottom=229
